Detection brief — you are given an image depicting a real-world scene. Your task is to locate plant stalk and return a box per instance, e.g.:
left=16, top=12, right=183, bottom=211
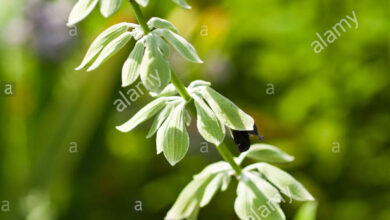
left=129, top=1, right=242, bottom=176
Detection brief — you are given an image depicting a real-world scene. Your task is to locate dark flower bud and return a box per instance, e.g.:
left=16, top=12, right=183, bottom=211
left=232, top=124, right=264, bottom=153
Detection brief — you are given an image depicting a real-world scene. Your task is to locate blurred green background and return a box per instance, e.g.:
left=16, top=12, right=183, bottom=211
left=1, top=0, right=389, bottom=219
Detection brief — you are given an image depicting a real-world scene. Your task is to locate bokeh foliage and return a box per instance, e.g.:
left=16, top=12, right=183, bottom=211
left=0, top=0, right=389, bottom=219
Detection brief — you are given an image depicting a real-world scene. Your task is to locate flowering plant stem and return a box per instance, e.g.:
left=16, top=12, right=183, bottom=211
left=129, top=0, right=242, bottom=176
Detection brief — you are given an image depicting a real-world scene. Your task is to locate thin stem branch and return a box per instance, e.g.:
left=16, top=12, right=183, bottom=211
left=129, top=1, right=242, bottom=176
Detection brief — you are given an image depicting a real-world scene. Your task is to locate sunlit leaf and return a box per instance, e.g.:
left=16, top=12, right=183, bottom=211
left=148, top=17, right=178, bottom=33
left=146, top=104, right=172, bottom=138
left=256, top=163, right=315, bottom=201
left=140, top=34, right=171, bottom=93
left=67, top=0, right=99, bottom=27
left=160, top=103, right=189, bottom=166
left=122, top=40, right=145, bottom=87
left=116, top=97, right=167, bottom=132
left=245, top=144, right=295, bottom=163
left=76, top=22, right=131, bottom=70
left=100, top=0, right=121, bottom=18
left=200, top=173, right=224, bottom=207
left=234, top=171, right=285, bottom=220
left=201, top=87, right=254, bottom=131
left=87, top=32, right=133, bottom=71
left=193, top=93, right=225, bottom=146
left=153, top=28, right=202, bottom=63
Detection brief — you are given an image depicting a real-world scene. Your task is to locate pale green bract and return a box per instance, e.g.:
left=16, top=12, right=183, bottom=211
left=122, top=40, right=145, bottom=87
left=87, top=31, right=132, bottom=71
left=243, top=143, right=295, bottom=164
left=248, top=163, right=315, bottom=201
left=67, top=0, right=121, bottom=27
left=116, top=97, right=167, bottom=132
left=192, top=93, right=225, bottom=146
left=166, top=162, right=233, bottom=220
left=148, top=17, right=178, bottom=33
left=75, top=22, right=133, bottom=70
left=200, top=86, right=254, bottom=131
left=67, top=0, right=191, bottom=27
left=234, top=171, right=286, bottom=220
left=153, top=28, right=203, bottom=63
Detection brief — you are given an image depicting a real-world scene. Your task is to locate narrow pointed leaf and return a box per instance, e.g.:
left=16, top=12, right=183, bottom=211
left=116, top=97, right=166, bottom=132
left=147, top=104, right=172, bottom=138
left=76, top=22, right=130, bottom=70
left=100, top=0, right=121, bottom=18
left=188, top=80, right=211, bottom=91
left=246, top=144, right=295, bottom=163
left=200, top=173, right=224, bottom=207
left=257, top=163, right=315, bottom=201
left=201, top=87, right=254, bottom=130
left=148, top=17, right=178, bottom=33
left=140, top=34, right=171, bottom=93
left=184, top=109, right=191, bottom=126
left=171, top=0, right=191, bottom=9
left=234, top=172, right=286, bottom=220
left=67, top=0, right=98, bottom=27
left=165, top=175, right=212, bottom=220
left=193, top=94, right=225, bottom=146
left=161, top=103, right=189, bottom=166
left=87, top=32, right=132, bottom=71
left=122, top=40, right=145, bottom=87
left=154, top=28, right=202, bottom=63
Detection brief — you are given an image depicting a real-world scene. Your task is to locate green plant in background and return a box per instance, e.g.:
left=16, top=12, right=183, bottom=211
left=68, top=0, right=314, bottom=219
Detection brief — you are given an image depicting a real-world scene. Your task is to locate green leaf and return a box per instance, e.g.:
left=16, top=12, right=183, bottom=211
left=147, top=17, right=178, bottom=33
left=160, top=103, right=189, bottom=166
left=171, top=0, right=191, bottom=9
left=245, top=144, right=295, bottom=164
left=200, top=87, right=254, bottom=130
left=166, top=175, right=212, bottom=219
left=146, top=104, right=172, bottom=138
left=140, top=34, right=171, bottom=93
left=193, top=93, right=225, bottom=146
left=234, top=172, right=285, bottom=220
left=153, top=28, right=203, bottom=63
left=155, top=35, right=171, bottom=58
left=256, top=163, right=315, bottom=201
left=293, top=202, right=318, bottom=220
left=116, top=97, right=167, bottom=132
left=122, top=40, right=145, bottom=87
left=135, top=0, right=149, bottom=7
left=188, top=80, right=211, bottom=91
left=76, top=22, right=130, bottom=70
left=87, top=32, right=133, bottom=71
left=166, top=161, right=232, bottom=219
left=100, top=0, right=121, bottom=18
left=200, top=173, right=224, bottom=207
left=67, top=0, right=99, bottom=27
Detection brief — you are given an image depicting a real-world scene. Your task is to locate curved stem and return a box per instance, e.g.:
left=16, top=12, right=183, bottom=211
left=129, top=1, right=242, bottom=176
